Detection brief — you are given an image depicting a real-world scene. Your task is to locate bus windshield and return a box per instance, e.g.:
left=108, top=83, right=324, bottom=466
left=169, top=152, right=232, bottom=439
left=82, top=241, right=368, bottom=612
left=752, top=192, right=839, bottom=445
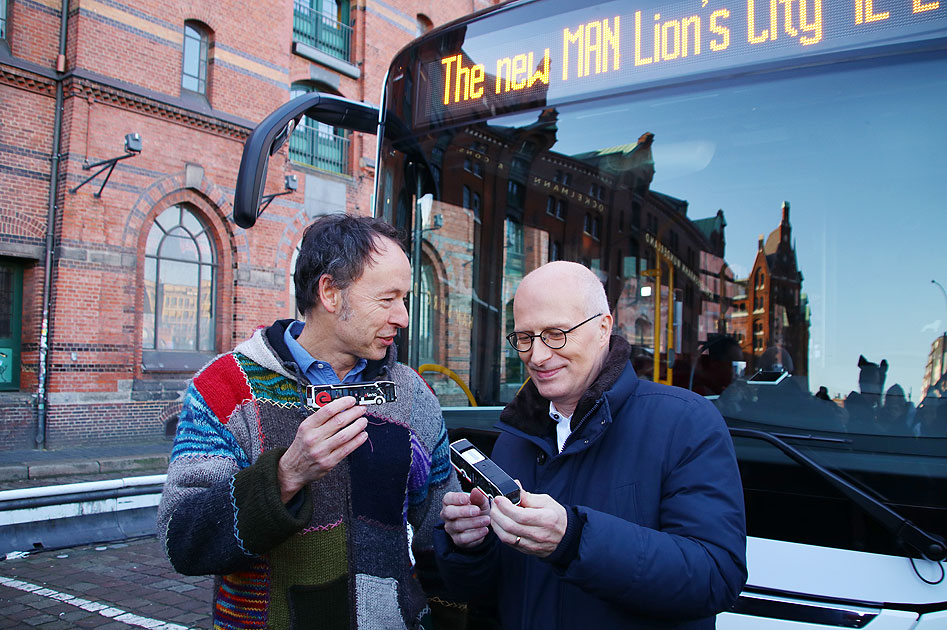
left=376, top=0, right=947, bottom=557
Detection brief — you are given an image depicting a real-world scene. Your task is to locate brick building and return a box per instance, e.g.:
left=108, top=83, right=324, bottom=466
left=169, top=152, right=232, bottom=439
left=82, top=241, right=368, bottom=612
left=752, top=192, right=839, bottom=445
left=0, top=0, right=496, bottom=450
left=729, top=202, right=810, bottom=381
left=395, top=111, right=730, bottom=400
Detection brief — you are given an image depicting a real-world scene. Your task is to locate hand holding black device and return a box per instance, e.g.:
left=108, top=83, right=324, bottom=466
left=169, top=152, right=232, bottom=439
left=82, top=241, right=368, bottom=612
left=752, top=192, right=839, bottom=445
left=449, top=438, right=520, bottom=505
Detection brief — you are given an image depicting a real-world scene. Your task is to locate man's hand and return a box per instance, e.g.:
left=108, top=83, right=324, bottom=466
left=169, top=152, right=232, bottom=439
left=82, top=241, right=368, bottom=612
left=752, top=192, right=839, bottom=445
left=277, top=396, right=368, bottom=503
left=490, top=488, right=568, bottom=558
left=440, top=488, right=491, bottom=548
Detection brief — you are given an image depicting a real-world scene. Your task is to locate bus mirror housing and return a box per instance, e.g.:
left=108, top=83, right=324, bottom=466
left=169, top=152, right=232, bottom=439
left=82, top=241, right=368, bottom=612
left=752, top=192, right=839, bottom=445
left=233, top=92, right=381, bottom=229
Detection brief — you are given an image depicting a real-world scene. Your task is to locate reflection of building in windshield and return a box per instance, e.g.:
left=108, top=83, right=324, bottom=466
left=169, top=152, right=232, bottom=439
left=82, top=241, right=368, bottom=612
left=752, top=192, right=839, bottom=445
left=923, top=334, right=947, bottom=396
left=409, top=108, right=812, bottom=397
left=728, top=203, right=810, bottom=384
left=417, top=113, right=724, bottom=394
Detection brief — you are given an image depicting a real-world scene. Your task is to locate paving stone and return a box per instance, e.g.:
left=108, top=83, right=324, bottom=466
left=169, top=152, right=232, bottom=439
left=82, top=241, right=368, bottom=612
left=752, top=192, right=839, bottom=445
left=169, top=610, right=207, bottom=623
left=33, top=619, right=73, bottom=630
left=29, top=595, right=61, bottom=609
left=135, top=603, right=175, bottom=618
left=180, top=575, right=209, bottom=585
left=0, top=602, right=27, bottom=614
left=167, top=583, right=198, bottom=593
left=63, top=582, right=98, bottom=594
left=59, top=609, right=94, bottom=622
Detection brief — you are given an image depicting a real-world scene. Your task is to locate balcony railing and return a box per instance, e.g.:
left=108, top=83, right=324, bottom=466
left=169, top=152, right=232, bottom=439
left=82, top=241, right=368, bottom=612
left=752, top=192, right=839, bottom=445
left=289, top=124, right=350, bottom=175
left=293, top=2, right=352, bottom=63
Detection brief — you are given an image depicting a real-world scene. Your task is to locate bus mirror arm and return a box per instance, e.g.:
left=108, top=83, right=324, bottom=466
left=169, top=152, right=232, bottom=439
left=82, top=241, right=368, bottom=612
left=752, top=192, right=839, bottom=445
left=730, top=428, right=946, bottom=562
left=233, top=91, right=381, bottom=229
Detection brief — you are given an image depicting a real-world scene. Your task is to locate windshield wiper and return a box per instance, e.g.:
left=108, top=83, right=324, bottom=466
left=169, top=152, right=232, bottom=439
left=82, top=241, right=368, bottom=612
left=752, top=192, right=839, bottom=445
left=730, top=427, right=946, bottom=562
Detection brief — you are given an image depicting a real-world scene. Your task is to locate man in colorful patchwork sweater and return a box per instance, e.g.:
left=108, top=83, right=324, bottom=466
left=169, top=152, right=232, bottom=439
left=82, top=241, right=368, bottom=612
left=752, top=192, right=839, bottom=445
left=157, top=214, right=460, bottom=630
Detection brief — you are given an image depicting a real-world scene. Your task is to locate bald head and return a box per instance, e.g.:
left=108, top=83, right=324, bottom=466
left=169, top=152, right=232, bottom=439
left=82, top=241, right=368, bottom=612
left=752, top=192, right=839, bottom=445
left=516, top=261, right=610, bottom=318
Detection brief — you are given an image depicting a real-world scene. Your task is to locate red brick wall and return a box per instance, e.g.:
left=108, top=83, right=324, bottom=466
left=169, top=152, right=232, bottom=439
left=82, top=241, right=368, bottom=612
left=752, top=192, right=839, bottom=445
left=5, top=0, right=62, bottom=67
left=0, top=397, right=35, bottom=450
left=0, top=0, right=498, bottom=449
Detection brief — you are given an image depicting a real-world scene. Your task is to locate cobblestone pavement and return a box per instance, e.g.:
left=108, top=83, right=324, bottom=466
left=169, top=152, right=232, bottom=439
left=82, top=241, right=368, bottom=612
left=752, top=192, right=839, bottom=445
left=0, top=535, right=213, bottom=629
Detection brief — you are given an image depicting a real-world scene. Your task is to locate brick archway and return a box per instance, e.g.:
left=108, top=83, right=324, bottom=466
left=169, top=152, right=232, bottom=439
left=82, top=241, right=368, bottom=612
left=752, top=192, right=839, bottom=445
left=128, top=177, right=237, bottom=373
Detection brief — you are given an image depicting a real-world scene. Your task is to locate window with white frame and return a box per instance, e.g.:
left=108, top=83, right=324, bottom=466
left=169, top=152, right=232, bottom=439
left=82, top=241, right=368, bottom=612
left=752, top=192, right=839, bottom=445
left=143, top=205, right=217, bottom=353
left=181, top=21, right=209, bottom=95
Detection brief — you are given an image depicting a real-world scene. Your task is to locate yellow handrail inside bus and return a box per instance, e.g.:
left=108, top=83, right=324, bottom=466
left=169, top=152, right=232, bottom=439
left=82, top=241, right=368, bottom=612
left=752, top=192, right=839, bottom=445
left=418, top=363, right=478, bottom=407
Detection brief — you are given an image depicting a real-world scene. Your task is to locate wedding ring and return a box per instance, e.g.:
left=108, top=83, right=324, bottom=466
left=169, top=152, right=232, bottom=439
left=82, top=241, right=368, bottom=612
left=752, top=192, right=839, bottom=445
left=514, top=536, right=521, bottom=546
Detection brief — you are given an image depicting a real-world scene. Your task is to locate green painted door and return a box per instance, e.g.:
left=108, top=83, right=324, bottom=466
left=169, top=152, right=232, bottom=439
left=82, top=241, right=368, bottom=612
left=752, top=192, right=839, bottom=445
left=0, top=260, right=23, bottom=390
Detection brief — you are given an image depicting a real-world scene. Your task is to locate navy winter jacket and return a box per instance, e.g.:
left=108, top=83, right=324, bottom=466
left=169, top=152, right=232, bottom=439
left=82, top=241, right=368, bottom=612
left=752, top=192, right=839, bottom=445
left=434, top=337, right=747, bottom=629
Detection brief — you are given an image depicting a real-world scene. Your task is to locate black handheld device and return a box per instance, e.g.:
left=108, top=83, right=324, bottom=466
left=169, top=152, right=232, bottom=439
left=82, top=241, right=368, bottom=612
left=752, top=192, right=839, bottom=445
left=449, top=438, right=520, bottom=505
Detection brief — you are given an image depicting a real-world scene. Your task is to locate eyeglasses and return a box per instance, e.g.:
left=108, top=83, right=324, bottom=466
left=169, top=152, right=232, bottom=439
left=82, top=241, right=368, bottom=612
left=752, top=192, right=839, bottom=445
left=506, top=313, right=603, bottom=352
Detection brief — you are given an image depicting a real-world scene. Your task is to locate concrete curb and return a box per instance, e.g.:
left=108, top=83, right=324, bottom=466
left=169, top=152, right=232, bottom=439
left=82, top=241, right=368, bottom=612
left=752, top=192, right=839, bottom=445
left=0, top=454, right=170, bottom=482
left=0, top=466, right=27, bottom=482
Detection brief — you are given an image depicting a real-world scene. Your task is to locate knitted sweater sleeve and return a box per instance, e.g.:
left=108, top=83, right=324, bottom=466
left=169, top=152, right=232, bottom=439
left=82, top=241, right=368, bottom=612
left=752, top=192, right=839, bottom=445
left=404, top=371, right=462, bottom=555
left=156, top=382, right=313, bottom=576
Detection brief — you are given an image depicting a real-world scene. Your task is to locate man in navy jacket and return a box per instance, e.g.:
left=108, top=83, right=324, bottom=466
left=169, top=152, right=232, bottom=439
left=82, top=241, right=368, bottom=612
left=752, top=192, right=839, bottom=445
left=435, top=261, right=747, bottom=629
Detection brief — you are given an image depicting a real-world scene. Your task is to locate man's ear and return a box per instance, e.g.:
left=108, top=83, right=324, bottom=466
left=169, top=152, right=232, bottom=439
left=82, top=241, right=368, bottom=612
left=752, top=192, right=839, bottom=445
left=599, top=312, right=613, bottom=342
left=317, top=275, right=342, bottom=314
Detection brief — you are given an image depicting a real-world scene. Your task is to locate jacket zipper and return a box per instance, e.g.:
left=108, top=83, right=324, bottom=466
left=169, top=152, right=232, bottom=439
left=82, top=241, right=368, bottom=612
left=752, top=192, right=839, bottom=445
left=559, top=399, right=603, bottom=454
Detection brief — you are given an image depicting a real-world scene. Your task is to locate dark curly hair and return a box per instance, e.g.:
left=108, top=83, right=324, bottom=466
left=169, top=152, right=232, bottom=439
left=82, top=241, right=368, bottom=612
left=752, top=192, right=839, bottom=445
left=294, top=214, right=403, bottom=317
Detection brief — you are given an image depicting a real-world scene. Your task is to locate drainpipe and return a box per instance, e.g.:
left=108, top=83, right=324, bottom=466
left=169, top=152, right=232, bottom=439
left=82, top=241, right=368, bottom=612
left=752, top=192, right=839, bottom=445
left=36, top=0, right=70, bottom=448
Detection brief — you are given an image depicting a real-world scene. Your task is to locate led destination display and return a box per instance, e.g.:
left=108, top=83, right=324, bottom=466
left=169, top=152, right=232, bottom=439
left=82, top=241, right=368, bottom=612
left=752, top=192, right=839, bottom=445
left=415, top=0, right=945, bottom=126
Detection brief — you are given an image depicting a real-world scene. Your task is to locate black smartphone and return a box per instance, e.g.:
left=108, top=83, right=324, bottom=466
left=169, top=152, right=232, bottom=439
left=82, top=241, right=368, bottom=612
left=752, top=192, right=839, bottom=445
left=449, top=438, right=520, bottom=505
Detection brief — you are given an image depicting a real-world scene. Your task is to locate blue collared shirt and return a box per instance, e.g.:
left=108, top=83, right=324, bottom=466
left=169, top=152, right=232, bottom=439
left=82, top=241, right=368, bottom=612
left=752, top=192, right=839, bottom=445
left=283, top=320, right=368, bottom=385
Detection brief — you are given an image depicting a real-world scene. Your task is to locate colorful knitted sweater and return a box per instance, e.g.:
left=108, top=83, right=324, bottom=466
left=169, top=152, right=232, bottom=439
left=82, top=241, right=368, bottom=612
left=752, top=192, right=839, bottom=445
left=156, top=320, right=459, bottom=630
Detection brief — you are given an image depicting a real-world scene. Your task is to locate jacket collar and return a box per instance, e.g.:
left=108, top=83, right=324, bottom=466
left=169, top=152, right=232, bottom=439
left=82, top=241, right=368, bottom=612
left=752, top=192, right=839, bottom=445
left=499, top=335, right=634, bottom=436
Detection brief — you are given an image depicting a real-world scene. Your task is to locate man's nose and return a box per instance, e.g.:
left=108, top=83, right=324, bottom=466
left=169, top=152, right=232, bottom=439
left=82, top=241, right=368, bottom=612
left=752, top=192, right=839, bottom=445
left=393, top=298, right=410, bottom=328
left=528, top=337, right=553, bottom=364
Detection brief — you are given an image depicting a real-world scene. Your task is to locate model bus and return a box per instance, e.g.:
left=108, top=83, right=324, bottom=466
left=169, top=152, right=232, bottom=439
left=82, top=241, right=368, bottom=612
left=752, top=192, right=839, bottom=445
left=449, top=438, right=521, bottom=505
left=235, top=0, right=947, bottom=626
left=306, top=381, right=397, bottom=408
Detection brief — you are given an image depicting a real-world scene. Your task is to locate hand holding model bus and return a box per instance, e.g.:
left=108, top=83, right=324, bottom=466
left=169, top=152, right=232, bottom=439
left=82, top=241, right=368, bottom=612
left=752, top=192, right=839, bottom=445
left=277, top=396, right=368, bottom=503
left=440, top=487, right=492, bottom=548
left=441, top=482, right=568, bottom=557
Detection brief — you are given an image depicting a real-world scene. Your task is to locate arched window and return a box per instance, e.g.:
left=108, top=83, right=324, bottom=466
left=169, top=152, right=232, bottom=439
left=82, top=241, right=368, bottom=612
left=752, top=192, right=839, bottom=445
left=182, top=21, right=210, bottom=96
left=416, top=14, right=434, bottom=36
left=418, top=261, right=436, bottom=365
left=289, top=82, right=349, bottom=174
left=143, top=205, right=216, bottom=352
